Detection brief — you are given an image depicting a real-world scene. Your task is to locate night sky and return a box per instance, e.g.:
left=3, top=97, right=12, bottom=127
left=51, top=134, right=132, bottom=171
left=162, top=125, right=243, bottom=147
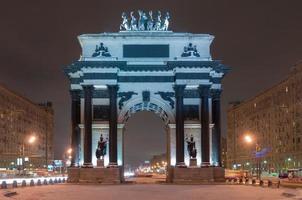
left=1, top=0, right=302, bottom=163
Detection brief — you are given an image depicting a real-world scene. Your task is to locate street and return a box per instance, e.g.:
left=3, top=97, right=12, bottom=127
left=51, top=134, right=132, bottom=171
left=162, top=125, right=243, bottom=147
left=1, top=184, right=302, bottom=200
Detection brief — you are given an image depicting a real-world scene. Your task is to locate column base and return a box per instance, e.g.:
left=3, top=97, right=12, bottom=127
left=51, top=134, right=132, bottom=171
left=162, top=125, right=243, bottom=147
left=67, top=167, right=122, bottom=184
left=82, top=163, right=93, bottom=168
left=201, top=162, right=211, bottom=167
left=108, top=162, right=118, bottom=168
left=176, top=162, right=187, bottom=168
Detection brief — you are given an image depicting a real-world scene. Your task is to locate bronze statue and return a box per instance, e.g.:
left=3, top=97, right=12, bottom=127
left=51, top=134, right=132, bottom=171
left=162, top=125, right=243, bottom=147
left=92, top=42, right=111, bottom=57
left=181, top=43, right=200, bottom=57
left=186, top=135, right=197, bottom=159
left=95, top=134, right=107, bottom=159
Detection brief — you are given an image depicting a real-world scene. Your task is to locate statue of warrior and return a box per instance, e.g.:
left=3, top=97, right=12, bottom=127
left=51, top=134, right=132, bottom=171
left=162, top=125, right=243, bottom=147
left=161, top=12, right=170, bottom=31
left=154, top=11, right=162, bottom=31
left=130, top=11, right=138, bottom=31
left=147, top=11, right=154, bottom=31
left=95, top=134, right=107, bottom=159
left=138, top=10, right=148, bottom=31
left=186, top=135, right=197, bottom=159
left=120, top=12, right=130, bottom=31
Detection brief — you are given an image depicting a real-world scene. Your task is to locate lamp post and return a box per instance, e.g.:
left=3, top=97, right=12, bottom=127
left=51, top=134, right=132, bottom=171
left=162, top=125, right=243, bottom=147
left=244, top=134, right=261, bottom=179
left=287, top=157, right=292, bottom=169
left=63, top=148, right=72, bottom=173
left=19, top=135, right=36, bottom=174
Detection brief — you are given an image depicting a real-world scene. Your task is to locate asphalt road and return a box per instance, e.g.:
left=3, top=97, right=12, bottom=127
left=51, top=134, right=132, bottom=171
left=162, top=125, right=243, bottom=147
left=2, top=183, right=301, bottom=200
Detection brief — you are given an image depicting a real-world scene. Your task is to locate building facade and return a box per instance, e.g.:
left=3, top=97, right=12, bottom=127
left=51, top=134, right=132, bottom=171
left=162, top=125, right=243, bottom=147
left=65, top=13, right=229, bottom=173
left=227, top=62, right=302, bottom=172
left=0, top=85, right=54, bottom=169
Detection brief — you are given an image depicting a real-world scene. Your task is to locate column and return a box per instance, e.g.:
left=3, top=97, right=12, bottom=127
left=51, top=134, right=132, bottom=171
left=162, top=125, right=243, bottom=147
left=108, top=85, right=118, bottom=166
left=211, top=89, right=222, bottom=167
left=198, top=85, right=210, bottom=166
left=174, top=85, right=186, bottom=167
left=70, top=90, right=81, bottom=167
left=83, top=85, right=94, bottom=167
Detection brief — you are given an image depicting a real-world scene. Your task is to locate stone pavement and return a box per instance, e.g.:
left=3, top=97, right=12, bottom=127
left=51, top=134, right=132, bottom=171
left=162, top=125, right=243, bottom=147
left=1, top=184, right=302, bottom=200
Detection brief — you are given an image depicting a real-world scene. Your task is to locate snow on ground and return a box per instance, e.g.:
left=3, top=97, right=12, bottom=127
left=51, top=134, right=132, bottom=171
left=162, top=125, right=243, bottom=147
left=1, top=184, right=302, bottom=200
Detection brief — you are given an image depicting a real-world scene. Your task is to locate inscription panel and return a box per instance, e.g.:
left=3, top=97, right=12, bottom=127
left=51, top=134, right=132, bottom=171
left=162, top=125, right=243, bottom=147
left=123, top=45, right=169, bottom=58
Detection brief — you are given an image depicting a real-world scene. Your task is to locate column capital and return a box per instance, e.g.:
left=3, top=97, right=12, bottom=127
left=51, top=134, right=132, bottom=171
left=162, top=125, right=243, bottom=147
left=198, top=85, right=211, bottom=97
left=82, top=85, right=94, bottom=91
left=173, top=85, right=186, bottom=97
left=211, top=89, right=222, bottom=101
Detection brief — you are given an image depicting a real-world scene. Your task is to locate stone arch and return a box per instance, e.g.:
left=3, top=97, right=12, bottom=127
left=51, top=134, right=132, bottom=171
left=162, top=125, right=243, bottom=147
left=118, top=96, right=175, bottom=125
left=118, top=96, right=175, bottom=173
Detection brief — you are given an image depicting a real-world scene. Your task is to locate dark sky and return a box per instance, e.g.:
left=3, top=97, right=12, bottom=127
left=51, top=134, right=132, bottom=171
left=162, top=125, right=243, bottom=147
left=1, top=0, right=302, bottom=160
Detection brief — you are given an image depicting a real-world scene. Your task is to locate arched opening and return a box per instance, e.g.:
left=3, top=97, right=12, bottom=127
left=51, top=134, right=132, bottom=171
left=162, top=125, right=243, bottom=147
left=123, top=111, right=168, bottom=183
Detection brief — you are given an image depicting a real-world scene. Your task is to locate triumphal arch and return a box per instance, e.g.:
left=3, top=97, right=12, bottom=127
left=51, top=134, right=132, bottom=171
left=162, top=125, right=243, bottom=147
left=65, top=11, right=228, bottom=183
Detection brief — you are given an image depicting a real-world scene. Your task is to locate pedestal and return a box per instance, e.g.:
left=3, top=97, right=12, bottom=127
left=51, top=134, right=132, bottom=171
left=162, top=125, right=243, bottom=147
left=167, top=166, right=225, bottom=184
left=67, top=167, right=123, bottom=184
left=189, top=158, right=197, bottom=167
left=97, top=159, right=104, bottom=167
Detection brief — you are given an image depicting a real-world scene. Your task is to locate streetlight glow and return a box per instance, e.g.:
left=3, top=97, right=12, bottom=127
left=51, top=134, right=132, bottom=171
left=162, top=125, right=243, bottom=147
left=67, top=148, right=72, bottom=154
left=244, top=135, right=253, bottom=143
left=28, top=136, right=36, bottom=144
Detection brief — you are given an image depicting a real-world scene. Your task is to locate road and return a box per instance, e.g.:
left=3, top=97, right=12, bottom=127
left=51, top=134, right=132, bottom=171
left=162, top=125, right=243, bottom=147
left=125, top=175, right=166, bottom=184
left=1, top=184, right=301, bottom=200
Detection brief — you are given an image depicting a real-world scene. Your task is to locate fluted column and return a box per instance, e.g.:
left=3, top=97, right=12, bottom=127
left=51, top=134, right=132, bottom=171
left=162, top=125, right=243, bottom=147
left=198, top=85, right=211, bottom=166
left=70, top=90, right=81, bottom=167
left=83, top=85, right=94, bottom=167
left=212, top=89, right=222, bottom=167
left=174, top=85, right=186, bottom=167
left=108, top=85, right=118, bottom=166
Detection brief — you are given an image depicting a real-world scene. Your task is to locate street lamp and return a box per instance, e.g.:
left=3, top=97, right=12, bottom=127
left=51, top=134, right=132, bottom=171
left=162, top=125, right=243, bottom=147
left=287, top=157, right=292, bottom=169
left=28, top=136, right=36, bottom=144
left=19, top=134, right=37, bottom=174
left=244, top=135, right=253, bottom=144
left=67, top=148, right=72, bottom=155
left=243, top=133, right=261, bottom=179
left=64, top=148, right=73, bottom=170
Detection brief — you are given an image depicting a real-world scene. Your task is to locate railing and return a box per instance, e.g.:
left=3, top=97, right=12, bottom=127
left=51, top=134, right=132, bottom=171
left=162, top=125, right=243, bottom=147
left=225, top=177, right=281, bottom=188
left=0, top=176, right=67, bottom=189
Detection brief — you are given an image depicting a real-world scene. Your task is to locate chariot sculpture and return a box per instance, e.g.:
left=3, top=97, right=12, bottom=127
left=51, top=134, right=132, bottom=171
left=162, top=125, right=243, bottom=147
left=120, top=10, right=170, bottom=31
